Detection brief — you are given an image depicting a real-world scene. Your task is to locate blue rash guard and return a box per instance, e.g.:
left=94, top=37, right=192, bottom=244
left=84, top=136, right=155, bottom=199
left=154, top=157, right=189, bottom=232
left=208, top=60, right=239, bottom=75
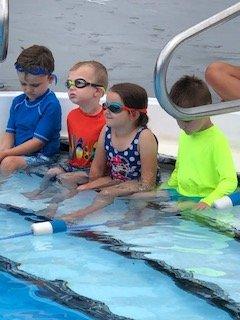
left=6, top=89, right=62, bottom=157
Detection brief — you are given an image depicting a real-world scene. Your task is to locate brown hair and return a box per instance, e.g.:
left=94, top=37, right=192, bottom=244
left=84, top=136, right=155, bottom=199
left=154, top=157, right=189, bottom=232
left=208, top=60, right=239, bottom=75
left=15, top=45, right=55, bottom=74
left=170, top=75, right=212, bottom=108
left=70, top=60, right=108, bottom=90
left=110, top=83, right=149, bottom=127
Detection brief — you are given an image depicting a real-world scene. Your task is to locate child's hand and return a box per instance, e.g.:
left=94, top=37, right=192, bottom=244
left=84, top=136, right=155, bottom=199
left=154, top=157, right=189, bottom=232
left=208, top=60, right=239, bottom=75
left=193, top=201, right=210, bottom=211
left=77, top=184, right=88, bottom=191
left=0, top=150, right=7, bottom=162
left=177, top=201, right=196, bottom=211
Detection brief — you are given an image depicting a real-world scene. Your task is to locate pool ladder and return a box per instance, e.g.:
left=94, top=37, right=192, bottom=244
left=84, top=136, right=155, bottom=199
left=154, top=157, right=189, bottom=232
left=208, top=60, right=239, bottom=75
left=0, top=0, right=8, bottom=62
left=154, top=2, right=240, bottom=120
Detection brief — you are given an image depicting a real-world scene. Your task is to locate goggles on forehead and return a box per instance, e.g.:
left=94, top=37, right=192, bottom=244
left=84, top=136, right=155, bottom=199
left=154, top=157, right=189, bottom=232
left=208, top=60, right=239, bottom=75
left=15, top=63, right=51, bottom=76
left=102, top=101, right=147, bottom=114
left=15, top=63, right=58, bottom=84
left=65, top=78, right=105, bottom=90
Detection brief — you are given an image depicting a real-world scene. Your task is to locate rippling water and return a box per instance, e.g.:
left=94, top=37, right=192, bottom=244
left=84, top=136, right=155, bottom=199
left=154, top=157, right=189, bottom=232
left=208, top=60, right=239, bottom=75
left=0, top=0, right=239, bottom=96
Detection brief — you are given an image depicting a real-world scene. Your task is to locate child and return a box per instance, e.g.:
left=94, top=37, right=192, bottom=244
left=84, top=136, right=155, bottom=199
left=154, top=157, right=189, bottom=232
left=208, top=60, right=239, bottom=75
left=25, top=61, right=108, bottom=217
left=205, top=61, right=240, bottom=101
left=0, top=45, right=61, bottom=175
left=166, top=75, right=238, bottom=210
left=62, top=82, right=160, bottom=222
left=28, top=60, right=108, bottom=195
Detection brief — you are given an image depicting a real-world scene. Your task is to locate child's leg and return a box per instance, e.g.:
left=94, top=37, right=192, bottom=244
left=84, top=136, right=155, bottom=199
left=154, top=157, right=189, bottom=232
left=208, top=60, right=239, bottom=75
left=61, top=180, right=140, bottom=222
left=43, top=171, right=90, bottom=207
left=23, top=166, right=65, bottom=200
left=120, top=189, right=169, bottom=201
left=205, top=61, right=240, bottom=100
left=61, top=192, right=114, bottom=222
left=34, top=171, right=91, bottom=218
left=40, top=177, right=117, bottom=219
left=57, top=171, right=89, bottom=189
left=0, top=156, right=27, bottom=175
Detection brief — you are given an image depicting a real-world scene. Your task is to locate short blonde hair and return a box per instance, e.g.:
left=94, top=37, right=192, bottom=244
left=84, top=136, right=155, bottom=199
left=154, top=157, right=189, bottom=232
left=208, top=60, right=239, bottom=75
left=70, top=60, right=108, bottom=90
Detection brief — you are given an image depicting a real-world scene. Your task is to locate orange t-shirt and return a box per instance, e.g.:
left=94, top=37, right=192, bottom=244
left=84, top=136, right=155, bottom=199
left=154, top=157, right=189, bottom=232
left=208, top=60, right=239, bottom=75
left=67, top=107, right=105, bottom=168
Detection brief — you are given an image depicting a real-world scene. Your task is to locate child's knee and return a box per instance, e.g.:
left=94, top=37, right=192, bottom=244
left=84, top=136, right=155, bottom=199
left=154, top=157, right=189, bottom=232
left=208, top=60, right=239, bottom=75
left=58, top=172, right=72, bottom=181
left=1, top=156, right=25, bottom=173
left=205, top=61, right=227, bottom=82
left=47, top=166, right=63, bottom=178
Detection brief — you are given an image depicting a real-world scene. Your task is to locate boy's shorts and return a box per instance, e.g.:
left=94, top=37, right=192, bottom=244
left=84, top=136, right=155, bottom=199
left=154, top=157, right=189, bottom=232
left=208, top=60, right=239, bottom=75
left=24, top=153, right=57, bottom=168
left=158, top=184, right=202, bottom=202
left=59, top=162, right=90, bottom=174
left=167, top=188, right=202, bottom=202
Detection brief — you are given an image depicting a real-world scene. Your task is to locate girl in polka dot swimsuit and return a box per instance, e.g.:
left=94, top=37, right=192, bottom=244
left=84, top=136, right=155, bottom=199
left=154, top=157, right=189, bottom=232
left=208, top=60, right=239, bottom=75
left=63, top=83, right=159, bottom=222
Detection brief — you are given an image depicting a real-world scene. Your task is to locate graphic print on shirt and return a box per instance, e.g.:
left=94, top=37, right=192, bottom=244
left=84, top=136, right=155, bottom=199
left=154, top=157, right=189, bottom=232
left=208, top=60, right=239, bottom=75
left=69, top=134, right=95, bottom=163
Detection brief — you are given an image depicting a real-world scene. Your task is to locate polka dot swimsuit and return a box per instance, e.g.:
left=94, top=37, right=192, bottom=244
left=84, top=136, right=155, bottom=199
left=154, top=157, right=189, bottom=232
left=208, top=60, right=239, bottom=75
left=104, top=126, right=144, bottom=181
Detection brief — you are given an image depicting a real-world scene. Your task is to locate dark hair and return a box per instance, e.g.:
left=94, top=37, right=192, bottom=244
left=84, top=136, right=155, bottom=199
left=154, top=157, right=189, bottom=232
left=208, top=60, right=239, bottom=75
left=170, top=75, right=212, bottom=108
left=110, top=83, right=149, bottom=127
left=15, top=45, right=55, bottom=74
left=70, top=60, right=108, bottom=90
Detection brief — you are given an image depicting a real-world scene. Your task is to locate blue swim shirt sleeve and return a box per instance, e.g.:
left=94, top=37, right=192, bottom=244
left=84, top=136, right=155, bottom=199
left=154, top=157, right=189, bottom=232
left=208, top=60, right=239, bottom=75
left=201, top=134, right=238, bottom=206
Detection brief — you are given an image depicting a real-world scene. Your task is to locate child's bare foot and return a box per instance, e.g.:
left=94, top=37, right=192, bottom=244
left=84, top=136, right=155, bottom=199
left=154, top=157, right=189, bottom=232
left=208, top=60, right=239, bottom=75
left=22, top=190, right=42, bottom=200
left=22, top=189, right=52, bottom=200
left=36, top=203, right=58, bottom=219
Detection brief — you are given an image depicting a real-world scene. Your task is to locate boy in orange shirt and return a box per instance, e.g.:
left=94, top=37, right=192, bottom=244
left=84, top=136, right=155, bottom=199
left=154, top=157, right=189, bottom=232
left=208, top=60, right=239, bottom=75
left=26, top=61, right=108, bottom=208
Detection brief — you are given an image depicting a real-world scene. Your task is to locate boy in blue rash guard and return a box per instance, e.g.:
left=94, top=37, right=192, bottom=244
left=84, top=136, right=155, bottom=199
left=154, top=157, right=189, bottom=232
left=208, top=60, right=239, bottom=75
left=0, top=45, right=61, bottom=175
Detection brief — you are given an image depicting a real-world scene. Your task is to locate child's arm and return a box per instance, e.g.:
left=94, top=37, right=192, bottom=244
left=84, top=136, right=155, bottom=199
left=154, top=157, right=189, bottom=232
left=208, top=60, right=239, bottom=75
left=89, top=126, right=107, bottom=180
left=138, top=128, right=159, bottom=190
left=198, top=136, right=238, bottom=208
left=77, top=176, right=119, bottom=191
left=0, top=138, right=44, bottom=162
left=0, top=133, right=14, bottom=151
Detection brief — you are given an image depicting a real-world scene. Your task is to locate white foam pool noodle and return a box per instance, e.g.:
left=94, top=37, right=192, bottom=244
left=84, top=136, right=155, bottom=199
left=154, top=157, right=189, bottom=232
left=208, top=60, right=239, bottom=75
left=31, top=221, right=53, bottom=235
left=213, top=196, right=233, bottom=209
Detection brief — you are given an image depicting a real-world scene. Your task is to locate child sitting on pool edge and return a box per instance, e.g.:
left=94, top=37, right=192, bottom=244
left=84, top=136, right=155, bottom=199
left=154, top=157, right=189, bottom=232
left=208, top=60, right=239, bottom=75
left=61, top=82, right=160, bottom=221
left=127, top=75, right=238, bottom=211
left=25, top=60, right=108, bottom=216
left=165, top=75, right=237, bottom=210
left=0, top=45, right=61, bottom=175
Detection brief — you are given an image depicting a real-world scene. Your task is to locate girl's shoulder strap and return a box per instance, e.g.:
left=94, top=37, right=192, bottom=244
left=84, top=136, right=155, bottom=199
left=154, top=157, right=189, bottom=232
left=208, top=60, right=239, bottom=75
left=138, top=127, right=159, bottom=145
left=104, top=125, right=112, bottom=147
left=135, top=126, right=147, bottom=139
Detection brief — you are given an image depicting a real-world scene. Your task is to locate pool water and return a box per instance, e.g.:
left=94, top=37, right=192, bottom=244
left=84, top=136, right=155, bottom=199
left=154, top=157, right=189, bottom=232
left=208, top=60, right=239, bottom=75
left=0, top=172, right=239, bottom=319
left=0, top=271, right=92, bottom=320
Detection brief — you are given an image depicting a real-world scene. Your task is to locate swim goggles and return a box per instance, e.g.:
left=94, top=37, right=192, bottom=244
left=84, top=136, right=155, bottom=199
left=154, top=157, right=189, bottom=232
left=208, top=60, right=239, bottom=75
left=15, top=63, right=57, bottom=84
left=65, top=78, right=105, bottom=90
left=15, top=63, right=51, bottom=76
left=102, top=101, right=147, bottom=114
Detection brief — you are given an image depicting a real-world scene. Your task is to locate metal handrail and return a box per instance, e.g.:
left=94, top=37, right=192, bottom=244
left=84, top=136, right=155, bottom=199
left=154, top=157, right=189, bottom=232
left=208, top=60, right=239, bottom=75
left=0, top=0, right=8, bottom=62
left=154, top=3, right=240, bottom=120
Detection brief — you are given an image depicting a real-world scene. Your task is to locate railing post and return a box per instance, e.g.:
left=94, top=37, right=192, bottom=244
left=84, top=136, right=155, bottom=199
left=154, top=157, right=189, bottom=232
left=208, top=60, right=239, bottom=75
left=0, top=0, right=9, bottom=88
left=154, top=3, right=240, bottom=120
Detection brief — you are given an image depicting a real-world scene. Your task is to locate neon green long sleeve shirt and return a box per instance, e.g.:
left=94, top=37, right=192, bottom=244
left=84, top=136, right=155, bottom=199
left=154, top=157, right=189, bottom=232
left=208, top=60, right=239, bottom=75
left=167, top=125, right=237, bottom=206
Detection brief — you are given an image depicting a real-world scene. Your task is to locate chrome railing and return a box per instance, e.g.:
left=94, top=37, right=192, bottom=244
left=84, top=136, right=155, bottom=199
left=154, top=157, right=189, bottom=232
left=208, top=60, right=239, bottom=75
left=154, top=3, right=240, bottom=120
left=0, top=0, right=8, bottom=62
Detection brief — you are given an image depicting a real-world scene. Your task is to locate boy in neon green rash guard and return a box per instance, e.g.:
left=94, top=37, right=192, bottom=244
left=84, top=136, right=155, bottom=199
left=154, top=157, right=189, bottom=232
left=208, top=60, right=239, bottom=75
left=166, top=75, right=237, bottom=210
